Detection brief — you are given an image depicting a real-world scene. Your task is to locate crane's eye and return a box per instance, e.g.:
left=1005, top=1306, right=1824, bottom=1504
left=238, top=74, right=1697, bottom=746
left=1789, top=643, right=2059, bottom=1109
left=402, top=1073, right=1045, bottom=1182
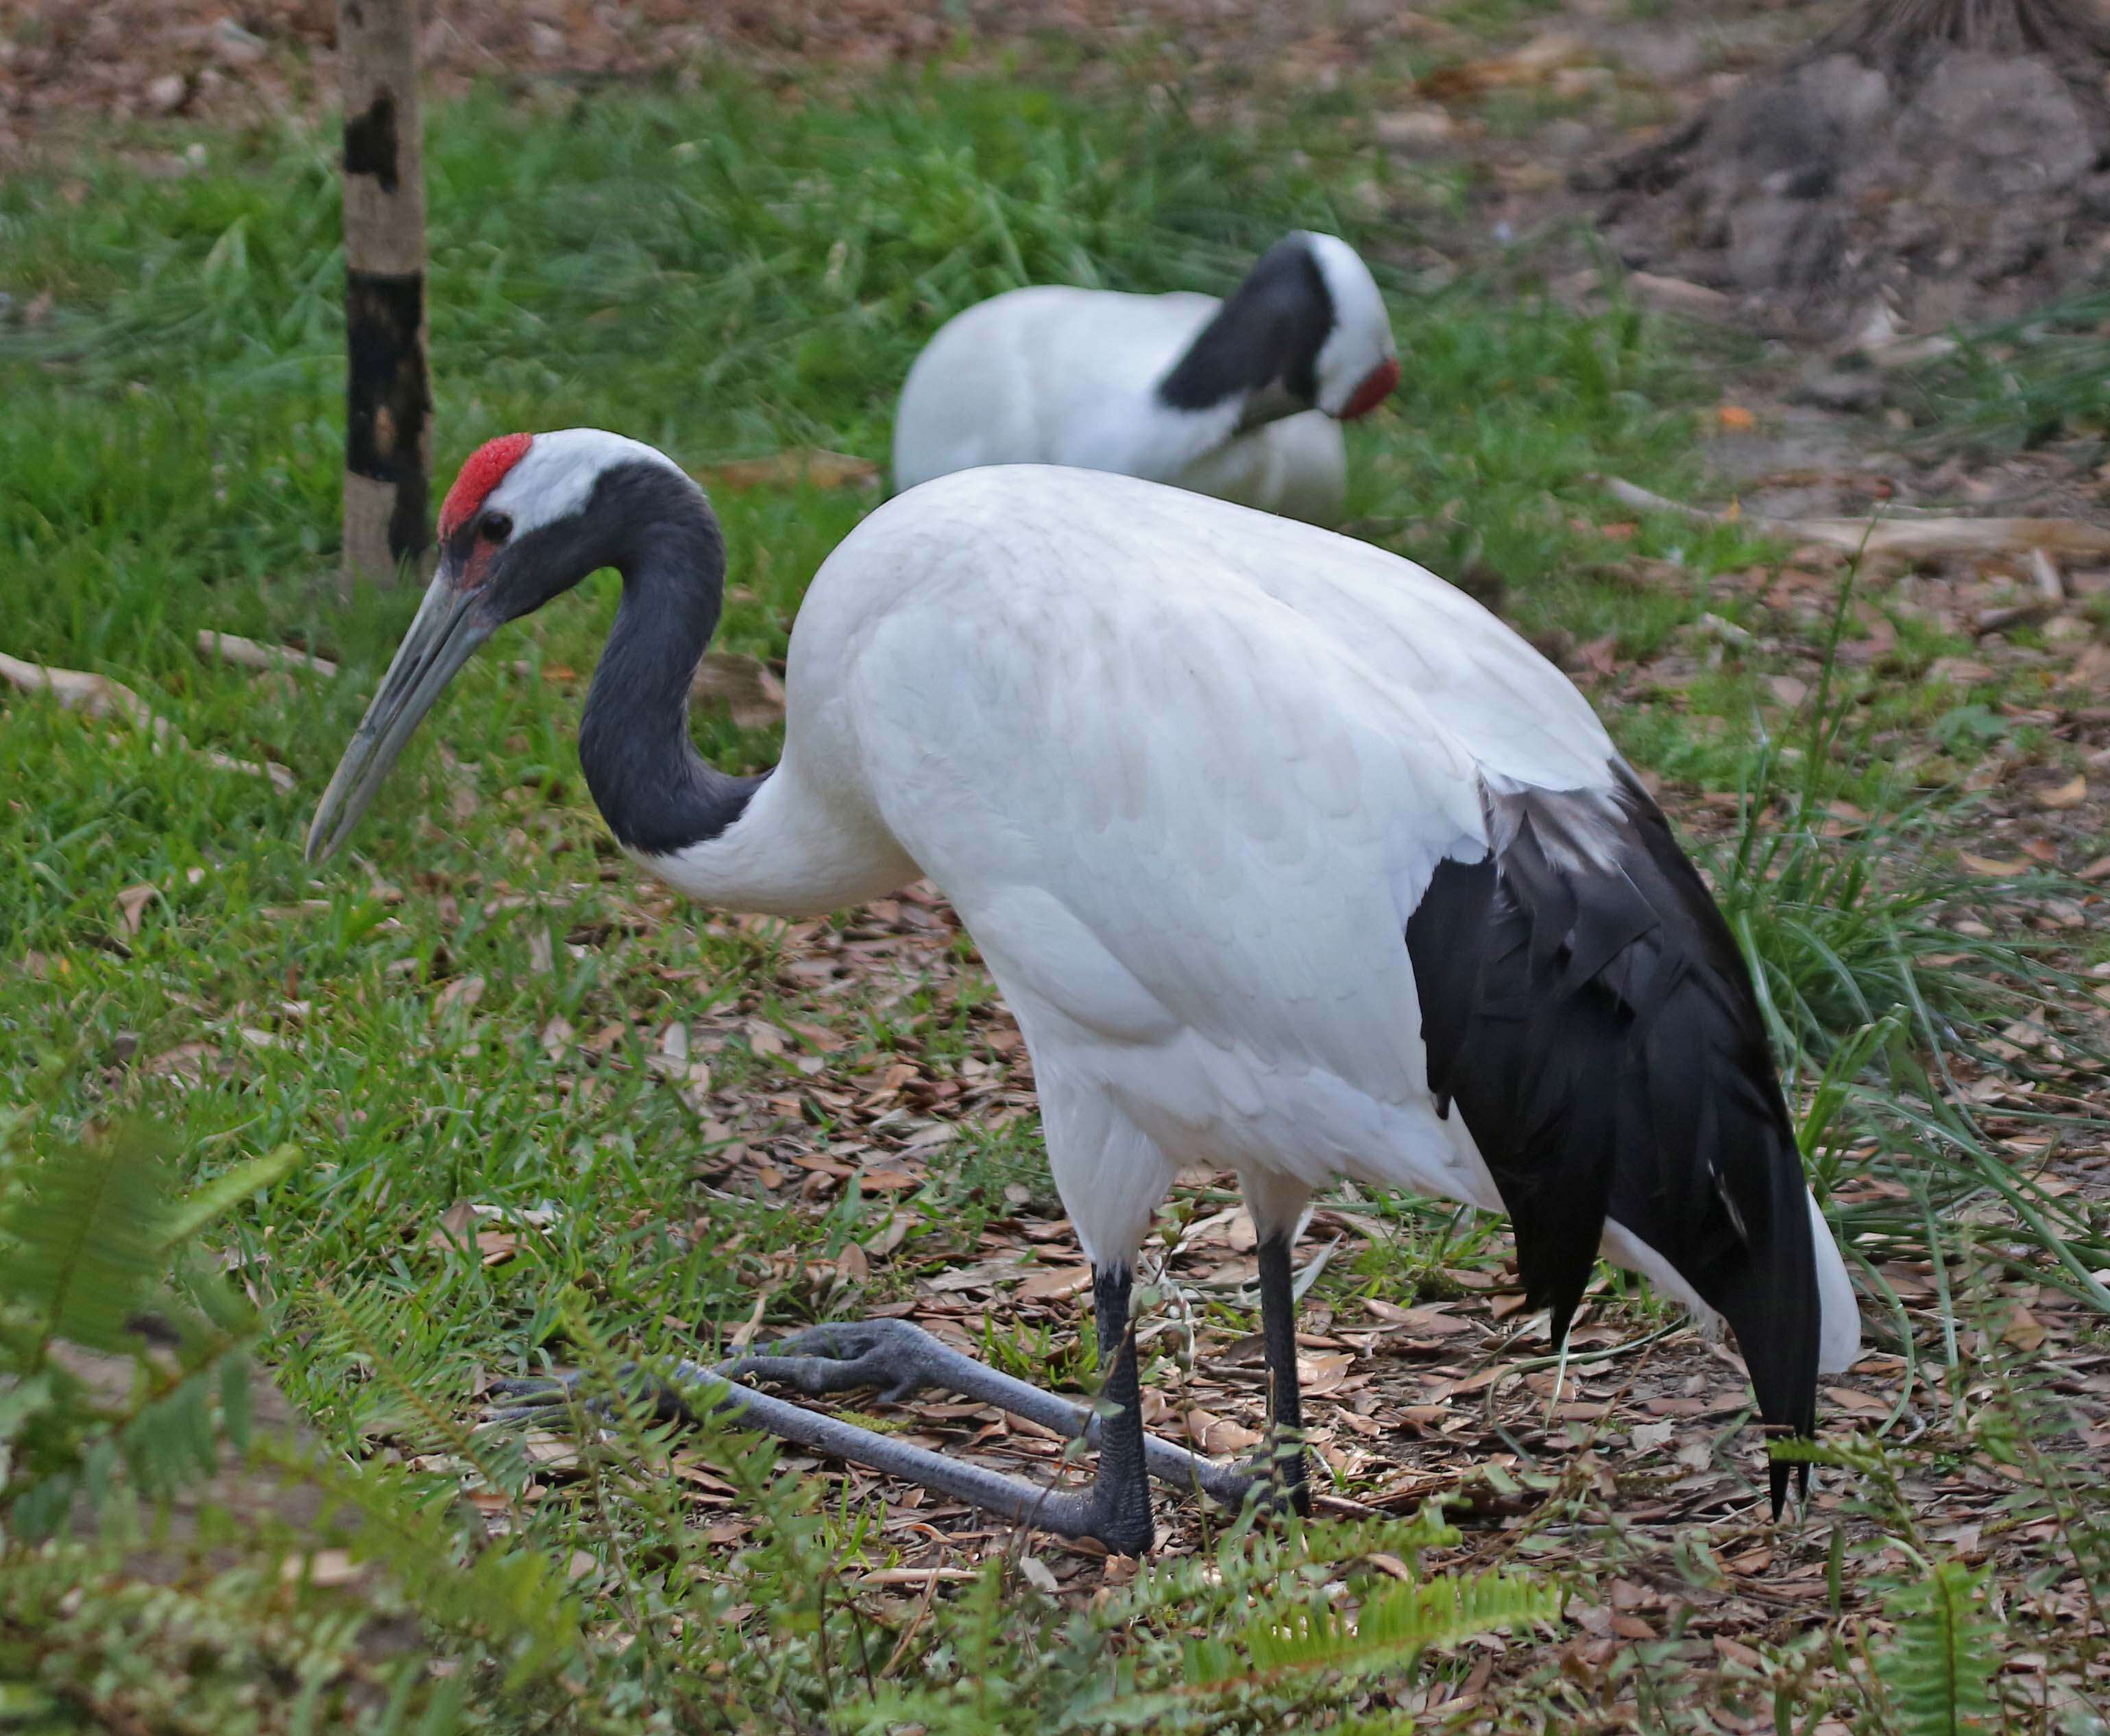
left=479, top=511, right=513, bottom=543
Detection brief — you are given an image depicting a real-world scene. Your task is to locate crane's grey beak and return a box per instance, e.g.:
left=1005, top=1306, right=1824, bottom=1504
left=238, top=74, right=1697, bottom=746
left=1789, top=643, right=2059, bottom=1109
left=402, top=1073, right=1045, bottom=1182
left=304, top=565, right=496, bottom=863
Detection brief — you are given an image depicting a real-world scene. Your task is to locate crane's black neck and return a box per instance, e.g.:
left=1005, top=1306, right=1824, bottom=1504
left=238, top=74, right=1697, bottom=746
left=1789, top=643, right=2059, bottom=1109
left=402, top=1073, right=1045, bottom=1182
left=1154, top=237, right=1334, bottom=418
left=572, top=463, right=769, bottom=857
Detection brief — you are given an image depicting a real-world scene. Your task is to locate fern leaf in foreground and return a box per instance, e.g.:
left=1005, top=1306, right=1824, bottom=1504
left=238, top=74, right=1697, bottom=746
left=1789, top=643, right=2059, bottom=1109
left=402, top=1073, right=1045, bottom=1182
left=1, top=1123, right=169, bottom=1362
left=1082, top=1568, right=1555, bottom=1726
left=1228, top=1569, right=1555, bottom=1687
left=1877, top=1560, right=1997, bottom=1736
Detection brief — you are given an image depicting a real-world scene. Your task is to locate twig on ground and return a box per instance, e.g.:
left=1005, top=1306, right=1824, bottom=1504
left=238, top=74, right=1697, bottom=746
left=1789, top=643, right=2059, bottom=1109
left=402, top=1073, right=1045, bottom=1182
left=197, top=629, right=339, bottom=677
left=1, top=649, right=294, bottom=793
left=1974, top=602, right=2054, bottom=638
left=1590, top=477, right=2110, bottom=559
left=2028, top=547, right=2065, bottom=602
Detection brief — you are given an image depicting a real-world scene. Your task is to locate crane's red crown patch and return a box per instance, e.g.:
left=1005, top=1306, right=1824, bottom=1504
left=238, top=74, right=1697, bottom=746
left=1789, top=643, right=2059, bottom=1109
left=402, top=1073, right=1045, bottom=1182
left=439, top=432, right=534, bottom=539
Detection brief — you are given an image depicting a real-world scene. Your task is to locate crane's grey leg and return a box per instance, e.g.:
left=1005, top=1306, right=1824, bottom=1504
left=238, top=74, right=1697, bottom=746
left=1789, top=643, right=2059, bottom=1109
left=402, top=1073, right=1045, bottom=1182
left=1257, top=1231, right=1311, bottom=1514
left=493, top=1315, right=1255, bottom=1508
left=491, top=1266, right=1212, bottom=1552
left=1070, top=1263, right=1153, bottom=1553
left=725, top=1315, right=1252, bottom=1507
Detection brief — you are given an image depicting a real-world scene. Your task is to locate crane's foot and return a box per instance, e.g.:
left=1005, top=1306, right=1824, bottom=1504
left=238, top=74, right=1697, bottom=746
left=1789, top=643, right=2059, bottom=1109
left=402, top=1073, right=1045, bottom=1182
left=488, top=1349, right=1160, bottom=1553
left=729, top=1316, right=1261, bottom=1510
left=487, top=1317, right=1263, bottom=1513
left=726, top=1317, right=953, bottom=1405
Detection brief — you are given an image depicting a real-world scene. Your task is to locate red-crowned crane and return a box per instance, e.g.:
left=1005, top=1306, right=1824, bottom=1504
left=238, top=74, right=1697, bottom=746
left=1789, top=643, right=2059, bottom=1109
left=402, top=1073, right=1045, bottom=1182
left=308, top=429, right=1860, bottom=1554
left=890, top=232, right=1400, bottom=525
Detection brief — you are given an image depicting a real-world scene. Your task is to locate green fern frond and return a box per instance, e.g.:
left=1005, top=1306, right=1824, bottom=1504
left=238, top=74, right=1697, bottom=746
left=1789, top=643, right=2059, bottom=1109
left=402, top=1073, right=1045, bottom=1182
left=1229, top=1569, right=1555, bottom=1685
left=156, top=1144, right=302, bottom=1253
left=1, top=1123, right=170, bottom=1362
left=1073, top=1568, right=1554, bottom=1726
left=1876, top=1560, right=1998, bottom=1736
left=306, top=1281, right=538, bottom=1505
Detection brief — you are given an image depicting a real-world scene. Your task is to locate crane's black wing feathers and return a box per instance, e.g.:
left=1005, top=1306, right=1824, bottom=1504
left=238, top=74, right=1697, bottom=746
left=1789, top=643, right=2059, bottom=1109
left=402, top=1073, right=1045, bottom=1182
left=1405, top=770, right=1819, bottom=1512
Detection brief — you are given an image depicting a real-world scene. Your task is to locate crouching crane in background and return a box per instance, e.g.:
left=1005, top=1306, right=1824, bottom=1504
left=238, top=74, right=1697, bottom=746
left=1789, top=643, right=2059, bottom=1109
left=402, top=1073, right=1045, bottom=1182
left=891, top=232, right=1400, bottom=526
left=308, top=429, right=1860, bottom=1554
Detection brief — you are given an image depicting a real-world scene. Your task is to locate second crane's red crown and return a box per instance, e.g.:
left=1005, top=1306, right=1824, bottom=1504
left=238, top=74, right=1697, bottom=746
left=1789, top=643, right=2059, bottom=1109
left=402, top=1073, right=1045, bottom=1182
left=439, top=431, right=535, bottom=540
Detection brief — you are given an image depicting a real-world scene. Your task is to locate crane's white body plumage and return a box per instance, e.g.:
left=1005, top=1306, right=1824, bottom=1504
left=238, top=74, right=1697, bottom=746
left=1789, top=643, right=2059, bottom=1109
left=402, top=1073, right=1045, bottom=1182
left=644, top=466, right=1860, bottom=1375
left=893, top=287, right=1347, bottom=521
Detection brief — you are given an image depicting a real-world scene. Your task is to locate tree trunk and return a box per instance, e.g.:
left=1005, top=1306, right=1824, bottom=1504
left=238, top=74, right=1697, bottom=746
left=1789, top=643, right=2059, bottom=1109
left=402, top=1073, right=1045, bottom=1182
left=1821, top=0, right=2110, bottom=68
left=337, top=0, right=431, bottom=595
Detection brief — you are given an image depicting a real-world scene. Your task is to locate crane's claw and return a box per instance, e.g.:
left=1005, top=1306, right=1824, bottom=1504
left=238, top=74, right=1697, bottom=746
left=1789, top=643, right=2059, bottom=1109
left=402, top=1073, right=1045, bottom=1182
left=485, top=1363, right=723, bottom=1429
left=728, top=1318, right=949, bottom=1406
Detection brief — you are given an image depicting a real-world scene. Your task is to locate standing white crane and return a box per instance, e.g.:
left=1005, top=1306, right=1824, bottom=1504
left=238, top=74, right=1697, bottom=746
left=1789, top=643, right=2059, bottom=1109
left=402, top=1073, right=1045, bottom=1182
left=890, top=232, right=1399, bottom=525
left=309, top=430, right=1860, bottom=1554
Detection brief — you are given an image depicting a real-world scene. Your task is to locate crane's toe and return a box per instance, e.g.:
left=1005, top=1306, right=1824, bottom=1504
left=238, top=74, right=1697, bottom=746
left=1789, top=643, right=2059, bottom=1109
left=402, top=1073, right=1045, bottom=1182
left=485, top=1363, right=724, bottom=1429
left=729, top=1317, right=949, bottom=1406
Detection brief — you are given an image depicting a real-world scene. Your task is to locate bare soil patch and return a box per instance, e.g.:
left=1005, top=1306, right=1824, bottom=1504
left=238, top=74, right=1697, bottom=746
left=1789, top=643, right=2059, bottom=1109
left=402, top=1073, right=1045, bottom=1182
left=1588, top=5, right=2110, bottom=337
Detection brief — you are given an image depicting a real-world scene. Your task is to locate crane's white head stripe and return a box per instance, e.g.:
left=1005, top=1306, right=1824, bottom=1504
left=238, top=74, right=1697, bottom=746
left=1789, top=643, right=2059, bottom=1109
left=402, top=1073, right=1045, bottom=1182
left=479, top=429, right=692, bottom=540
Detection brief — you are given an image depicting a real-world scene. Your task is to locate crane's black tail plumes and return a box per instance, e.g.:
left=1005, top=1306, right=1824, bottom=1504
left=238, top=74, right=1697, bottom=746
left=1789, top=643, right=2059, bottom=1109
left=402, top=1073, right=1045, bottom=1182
left=1405, top=769, right=1822, bottom=1515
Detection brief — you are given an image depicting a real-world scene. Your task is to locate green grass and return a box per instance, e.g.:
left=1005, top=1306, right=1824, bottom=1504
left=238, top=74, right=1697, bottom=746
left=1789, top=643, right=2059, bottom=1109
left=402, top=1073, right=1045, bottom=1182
left=1890, top=282, right=2110, bottom=455
left=4, top=61, right=2108, bottom=1736
left=0, top=73, right=1736, bottom=1377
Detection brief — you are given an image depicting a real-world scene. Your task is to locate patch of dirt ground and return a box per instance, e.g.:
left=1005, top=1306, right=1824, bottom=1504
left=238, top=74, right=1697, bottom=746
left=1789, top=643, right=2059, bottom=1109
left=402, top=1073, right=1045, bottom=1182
left=1592, top=27, right=2110, bottom=339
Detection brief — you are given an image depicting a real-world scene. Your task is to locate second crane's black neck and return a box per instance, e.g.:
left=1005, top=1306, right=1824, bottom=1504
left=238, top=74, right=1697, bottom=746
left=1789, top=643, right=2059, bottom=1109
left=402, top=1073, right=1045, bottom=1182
left=574, top=463, right=769, bottom=857
left=1155, top=237, right=1335, bottom=415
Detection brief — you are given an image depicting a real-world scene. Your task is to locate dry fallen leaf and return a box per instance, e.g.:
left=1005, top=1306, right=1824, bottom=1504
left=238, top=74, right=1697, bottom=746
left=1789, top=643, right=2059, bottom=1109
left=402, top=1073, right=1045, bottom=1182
left=434, top=974, right=486, bottom=1016
left=862, top=1211, right=911, bottom=1257
left=2039, top=775, right=2087, bottom=810
left=1297, top=1351, right=1356, bottom=1395
left=857, top=1167, right=921, bottom=1193
left=2002, top=1306, right=2048, bottom=1352
left=428, top=1199, right=476, bottom=1253
left=476, top=1228, right=520, bottom=1267
left=282, top=1548, right=363, bottom=1587
left=691, top=651, right=787, bottom=731
left=1200, top=1416, right=1265, bottom=1455
left=1416, top=29, right=1589, bottom=98
left=1628, top=273, right=1736, bottom=319
left=114, top=882, right=160, bottom=936
left=1018, top=1556, right=1060, bottom=1594
left=695, top=450, right=880, bottom=491
left=522, top=1432, right=580, bottom=1471
left=1373, top=108, right=1457, bottom=147
left=143, top=1041, right=211, bottom=1087
left=1017, top=1265, right=1092, bottom=1303
left=1959, top=852, right=2034, bottom=878
left=1366, top=1299, right=1472, bottom=1336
